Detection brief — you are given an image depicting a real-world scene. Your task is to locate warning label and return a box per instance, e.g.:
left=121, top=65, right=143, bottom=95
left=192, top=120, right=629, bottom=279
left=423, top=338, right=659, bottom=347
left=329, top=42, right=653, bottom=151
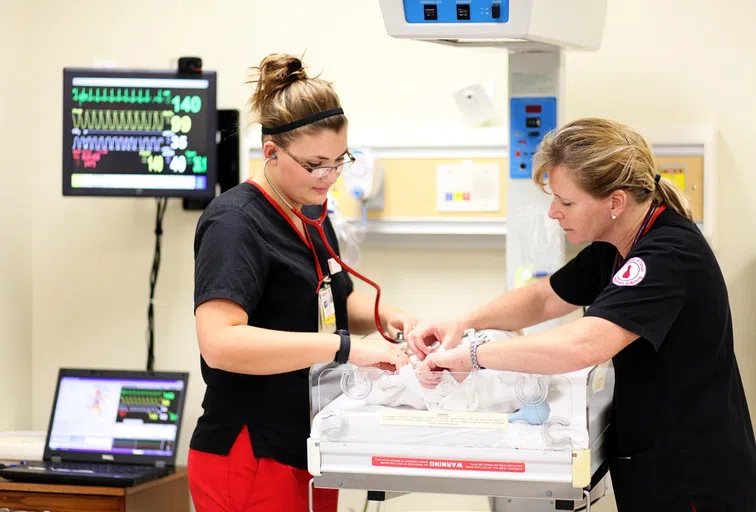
left=371, top=456, right=525, bottom=473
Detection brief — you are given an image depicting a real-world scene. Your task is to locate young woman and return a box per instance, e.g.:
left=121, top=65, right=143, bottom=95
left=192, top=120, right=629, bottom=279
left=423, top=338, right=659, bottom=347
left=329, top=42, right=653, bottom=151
left=188, top=54, right=414, bottom=512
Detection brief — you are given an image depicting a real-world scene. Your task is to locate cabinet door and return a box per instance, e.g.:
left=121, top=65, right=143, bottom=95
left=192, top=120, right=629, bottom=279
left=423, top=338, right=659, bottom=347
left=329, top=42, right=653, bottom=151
left=0, top=491, right=122, bottom=512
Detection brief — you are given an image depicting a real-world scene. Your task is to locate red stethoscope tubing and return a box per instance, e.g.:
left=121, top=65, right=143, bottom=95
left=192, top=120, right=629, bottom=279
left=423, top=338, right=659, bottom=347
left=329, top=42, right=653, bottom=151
left=291, top=201, right=396, bottom=343
left=612, top=201, right=667, bottom=274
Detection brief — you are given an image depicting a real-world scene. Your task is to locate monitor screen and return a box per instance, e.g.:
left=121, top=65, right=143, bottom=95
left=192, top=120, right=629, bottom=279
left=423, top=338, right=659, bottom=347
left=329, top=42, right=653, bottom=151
left=48, top=375, right=186, bottom=457
left=62, top=68, right=218, bottom=198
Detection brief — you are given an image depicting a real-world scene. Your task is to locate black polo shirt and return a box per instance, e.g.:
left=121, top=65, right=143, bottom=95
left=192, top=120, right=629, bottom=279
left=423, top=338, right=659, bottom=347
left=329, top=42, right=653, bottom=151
left=550, top=209, right=756, bottom=510
left=190, top=181, right=353, bottom=469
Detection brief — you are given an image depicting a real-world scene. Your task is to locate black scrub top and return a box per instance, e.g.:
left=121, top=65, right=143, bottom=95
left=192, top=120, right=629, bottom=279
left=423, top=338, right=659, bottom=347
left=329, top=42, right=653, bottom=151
left=551, top=209, right=756, bottom=511
left=190, top=181, right=354, bottom=470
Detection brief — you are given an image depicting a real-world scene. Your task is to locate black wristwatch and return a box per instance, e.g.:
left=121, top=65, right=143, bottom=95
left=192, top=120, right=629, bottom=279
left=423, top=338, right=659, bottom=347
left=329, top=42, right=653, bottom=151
left=334, top=330, right=351, bottom=364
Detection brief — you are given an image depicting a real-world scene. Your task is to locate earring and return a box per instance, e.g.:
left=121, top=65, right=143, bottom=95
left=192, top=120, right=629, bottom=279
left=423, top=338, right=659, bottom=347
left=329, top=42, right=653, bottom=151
left=611, top=214, right=617, bottom=220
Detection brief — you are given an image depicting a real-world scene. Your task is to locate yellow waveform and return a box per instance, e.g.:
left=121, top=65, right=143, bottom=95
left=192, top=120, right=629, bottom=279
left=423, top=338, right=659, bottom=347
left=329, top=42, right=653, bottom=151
left=71, top=108, right=174, bottom=132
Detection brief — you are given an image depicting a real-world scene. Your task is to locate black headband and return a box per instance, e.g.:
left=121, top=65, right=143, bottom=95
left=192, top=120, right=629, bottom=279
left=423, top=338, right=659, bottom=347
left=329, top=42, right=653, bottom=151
left=261, top=108, right=344, bottom=135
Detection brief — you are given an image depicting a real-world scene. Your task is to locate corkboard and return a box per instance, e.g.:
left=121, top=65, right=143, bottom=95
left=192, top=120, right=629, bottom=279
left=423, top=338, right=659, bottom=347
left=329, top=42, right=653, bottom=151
left=248, top=154, right=704, bottom=222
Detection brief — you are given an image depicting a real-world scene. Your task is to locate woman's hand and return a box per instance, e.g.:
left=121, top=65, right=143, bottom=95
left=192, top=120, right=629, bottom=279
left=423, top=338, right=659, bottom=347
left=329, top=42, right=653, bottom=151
left=416, top=344, right=473, bottom=388
left=406, top=320, right=465, bottom=360
left=348, top=337, right=409, bottom=372
left=386, top=311, right=418, bottom=340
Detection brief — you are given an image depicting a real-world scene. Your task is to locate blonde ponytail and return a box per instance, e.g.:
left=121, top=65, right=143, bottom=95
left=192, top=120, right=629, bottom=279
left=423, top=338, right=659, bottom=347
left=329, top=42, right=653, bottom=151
left=656, top=177, right=693, bottom=222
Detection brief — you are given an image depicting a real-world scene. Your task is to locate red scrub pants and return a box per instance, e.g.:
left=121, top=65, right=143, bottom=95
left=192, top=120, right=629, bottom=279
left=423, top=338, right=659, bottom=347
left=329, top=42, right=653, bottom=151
left=188, top=427, right=338, bottom=512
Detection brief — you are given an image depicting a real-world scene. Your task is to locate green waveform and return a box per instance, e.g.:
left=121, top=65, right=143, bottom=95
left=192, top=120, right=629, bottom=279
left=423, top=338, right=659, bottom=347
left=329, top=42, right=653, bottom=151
left=121, top=389, right=163, bottom=396
left=71, top=108, right=174, bottom=132
left=72, top=88, right=172, bottom=106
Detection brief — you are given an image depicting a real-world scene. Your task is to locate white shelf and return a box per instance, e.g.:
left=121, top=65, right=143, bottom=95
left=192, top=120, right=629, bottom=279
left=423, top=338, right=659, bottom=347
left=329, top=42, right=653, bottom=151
left=340, top=217, right=707, bottom=251
left=345, top=217, right=507, bottom=236
left=340, top=218, right=507, bottom=250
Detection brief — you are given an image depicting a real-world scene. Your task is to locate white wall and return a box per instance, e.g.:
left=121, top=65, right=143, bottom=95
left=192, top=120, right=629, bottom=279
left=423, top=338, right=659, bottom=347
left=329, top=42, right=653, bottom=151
left=0, top=1, right=32, bottom=432
left=5, top=1, right=755, bottom=511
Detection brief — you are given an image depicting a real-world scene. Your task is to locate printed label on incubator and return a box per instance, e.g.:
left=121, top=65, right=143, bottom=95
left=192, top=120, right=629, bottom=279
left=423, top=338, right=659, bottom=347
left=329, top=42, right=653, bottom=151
left=591, top=362, right=610, bottom=394
left=380, top=410, right=508, bottom=429
left=372, top=456, right=525, bottom=473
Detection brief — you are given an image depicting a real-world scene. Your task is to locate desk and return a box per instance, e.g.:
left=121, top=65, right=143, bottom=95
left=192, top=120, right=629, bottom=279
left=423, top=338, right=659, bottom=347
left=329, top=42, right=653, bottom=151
left=0, top=468, right=189, bottom=512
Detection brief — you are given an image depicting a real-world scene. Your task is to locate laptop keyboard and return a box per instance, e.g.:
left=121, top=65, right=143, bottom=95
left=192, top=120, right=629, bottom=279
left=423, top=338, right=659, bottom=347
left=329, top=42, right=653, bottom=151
left=31, top=462, right=157, bottom=474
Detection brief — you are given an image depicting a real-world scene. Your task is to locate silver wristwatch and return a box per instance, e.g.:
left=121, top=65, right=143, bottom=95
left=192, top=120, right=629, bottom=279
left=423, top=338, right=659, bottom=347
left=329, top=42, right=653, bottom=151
left=465, top=328, right=489, bottom=371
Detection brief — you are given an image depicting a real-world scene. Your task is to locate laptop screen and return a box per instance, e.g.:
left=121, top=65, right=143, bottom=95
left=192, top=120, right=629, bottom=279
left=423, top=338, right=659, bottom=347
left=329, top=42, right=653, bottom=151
left=48, top=374, right=185, bottom=458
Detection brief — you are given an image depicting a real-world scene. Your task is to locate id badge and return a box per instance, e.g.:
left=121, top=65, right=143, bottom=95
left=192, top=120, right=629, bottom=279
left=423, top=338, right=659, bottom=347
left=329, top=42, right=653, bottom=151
left=318, top=282, right=337, bottom=333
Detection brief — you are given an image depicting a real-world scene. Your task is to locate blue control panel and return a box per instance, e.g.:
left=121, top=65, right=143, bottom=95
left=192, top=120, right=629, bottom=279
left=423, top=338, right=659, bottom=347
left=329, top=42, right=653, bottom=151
left=404, top=0, right=509, bottom=23
left=509, top=97, right=557, bottom=179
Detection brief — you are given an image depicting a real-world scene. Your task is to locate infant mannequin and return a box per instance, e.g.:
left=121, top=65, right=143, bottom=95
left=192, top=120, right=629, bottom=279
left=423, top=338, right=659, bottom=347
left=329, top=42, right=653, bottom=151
left=361, top=329, right=522, bottom=413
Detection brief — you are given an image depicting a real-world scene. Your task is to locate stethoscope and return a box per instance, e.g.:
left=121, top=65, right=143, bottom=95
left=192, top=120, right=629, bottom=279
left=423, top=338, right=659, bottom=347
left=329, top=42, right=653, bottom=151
left=612, top=200, right=667, bottom=274
left=262, top=157, right=402, bottom=344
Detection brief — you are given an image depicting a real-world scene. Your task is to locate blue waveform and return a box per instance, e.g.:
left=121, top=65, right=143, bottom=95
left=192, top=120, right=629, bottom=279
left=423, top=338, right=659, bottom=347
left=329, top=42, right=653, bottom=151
left=72, top=135, right=165, bottom=152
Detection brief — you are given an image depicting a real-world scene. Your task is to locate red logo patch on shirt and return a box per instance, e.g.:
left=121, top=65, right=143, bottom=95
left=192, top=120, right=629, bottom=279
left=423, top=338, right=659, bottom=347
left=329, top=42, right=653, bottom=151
left=613, top=257, right=646, bottom=286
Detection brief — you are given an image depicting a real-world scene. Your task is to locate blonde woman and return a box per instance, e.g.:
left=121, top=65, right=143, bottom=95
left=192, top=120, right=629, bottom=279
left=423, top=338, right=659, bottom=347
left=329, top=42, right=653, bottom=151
left=410, top=118, right=756, bottom=511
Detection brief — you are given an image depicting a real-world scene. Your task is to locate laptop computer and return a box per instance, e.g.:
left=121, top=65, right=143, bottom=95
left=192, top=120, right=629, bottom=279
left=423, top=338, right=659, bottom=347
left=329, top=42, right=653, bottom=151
left=0, top=368, right=189, bottom=487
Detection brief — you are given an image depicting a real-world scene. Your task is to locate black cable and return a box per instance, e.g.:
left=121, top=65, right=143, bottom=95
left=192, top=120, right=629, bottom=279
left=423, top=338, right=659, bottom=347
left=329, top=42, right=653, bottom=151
left=146, top=197, right=168, bottom=372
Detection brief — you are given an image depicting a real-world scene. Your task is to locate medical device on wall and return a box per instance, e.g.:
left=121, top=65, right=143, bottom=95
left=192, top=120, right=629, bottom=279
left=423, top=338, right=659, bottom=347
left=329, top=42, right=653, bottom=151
left=379, top=0, right=607, bottom=298
left=326, top=148, right=384, bottom=266
left=62, top=67, right=218, bottom=200
left=453, top=82, right=496, bottom=127
left=343, top=148, right=385, bottom=222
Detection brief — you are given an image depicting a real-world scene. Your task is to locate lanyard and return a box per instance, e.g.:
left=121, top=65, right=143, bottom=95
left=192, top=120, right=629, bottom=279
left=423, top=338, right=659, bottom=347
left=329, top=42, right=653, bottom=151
left=248, top=178, right=398, bottom=343
left=302, top=223, right=329, bottom=292
left=613, top=202, right=667, bottom=274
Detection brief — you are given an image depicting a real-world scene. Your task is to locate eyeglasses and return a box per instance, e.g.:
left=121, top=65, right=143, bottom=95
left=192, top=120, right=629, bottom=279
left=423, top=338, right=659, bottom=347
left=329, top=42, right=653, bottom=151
left=277, top=145, right=356, bottom=179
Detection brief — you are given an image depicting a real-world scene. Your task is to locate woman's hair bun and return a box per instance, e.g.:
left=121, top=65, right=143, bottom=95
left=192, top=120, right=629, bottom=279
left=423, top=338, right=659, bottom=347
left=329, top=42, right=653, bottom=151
left=249, top=54, right=308, bottom=112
